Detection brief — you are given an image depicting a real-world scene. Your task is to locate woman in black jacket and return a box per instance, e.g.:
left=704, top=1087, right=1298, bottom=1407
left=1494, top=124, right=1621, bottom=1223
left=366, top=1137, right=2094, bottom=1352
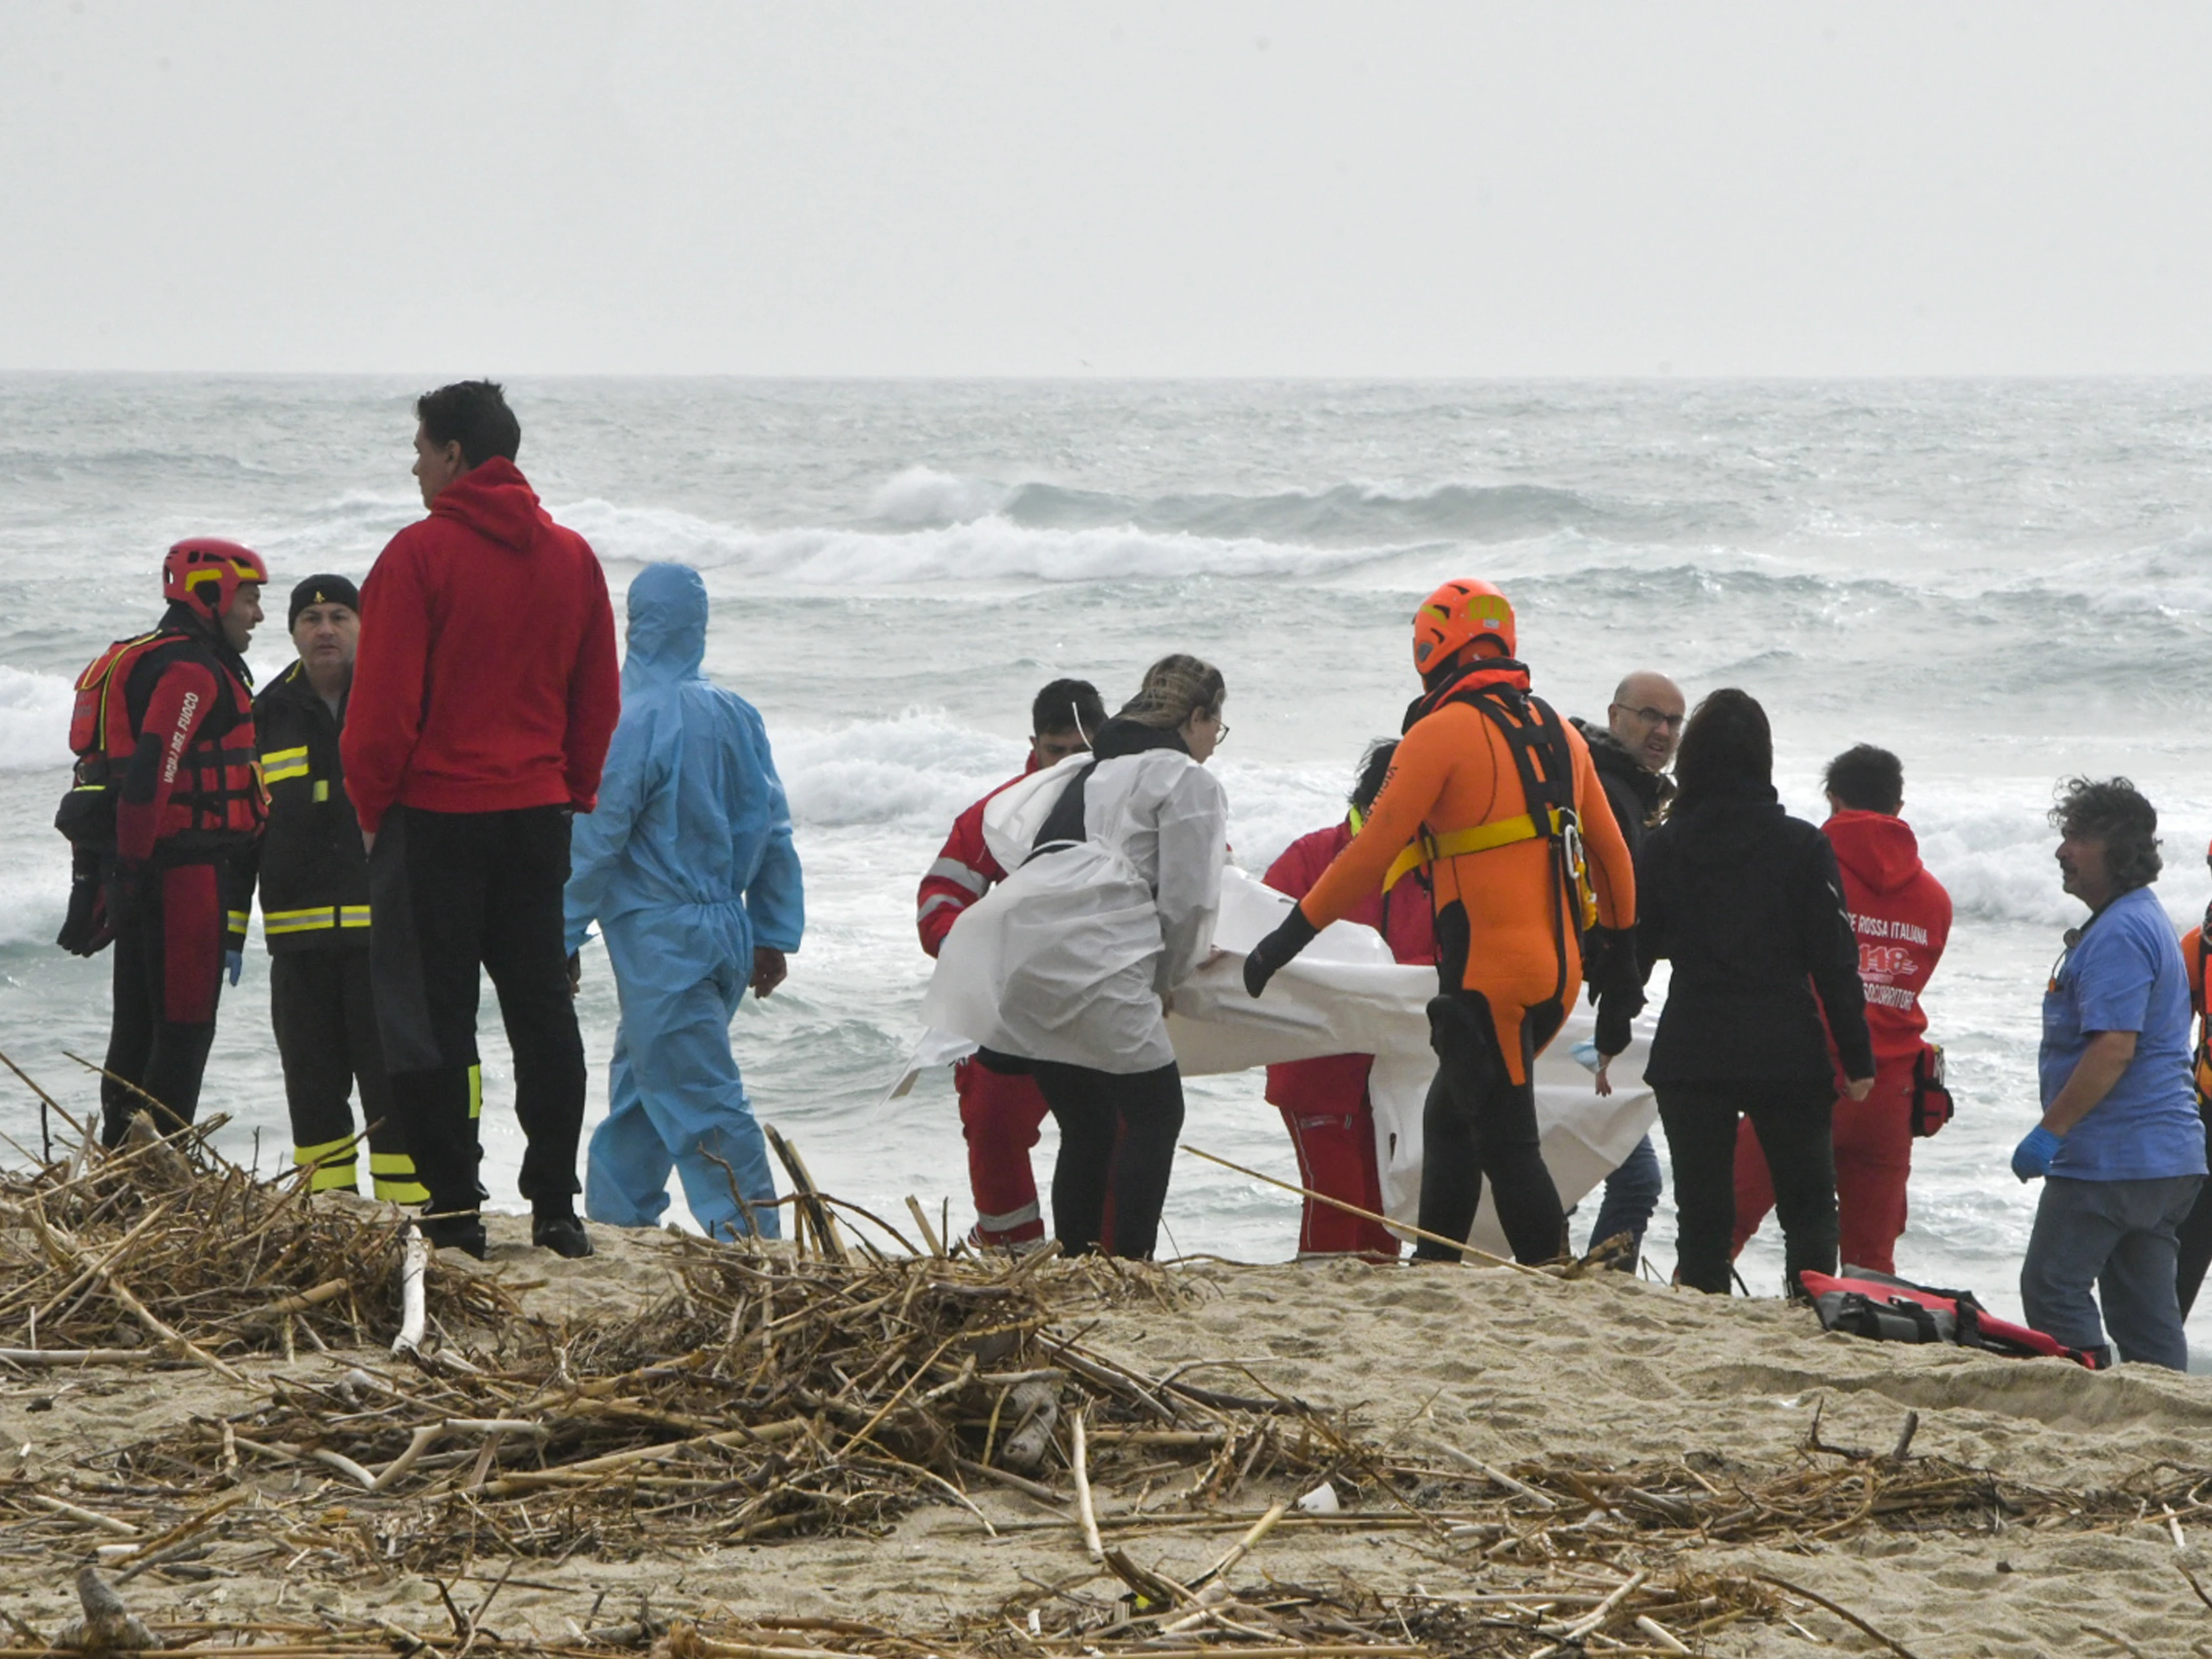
left=1638, top=689, right=1875, bottom=1296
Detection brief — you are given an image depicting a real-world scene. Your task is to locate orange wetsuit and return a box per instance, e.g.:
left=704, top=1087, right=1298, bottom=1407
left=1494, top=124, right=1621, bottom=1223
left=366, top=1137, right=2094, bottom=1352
left=1295, top=671, right=1636, bottom=1261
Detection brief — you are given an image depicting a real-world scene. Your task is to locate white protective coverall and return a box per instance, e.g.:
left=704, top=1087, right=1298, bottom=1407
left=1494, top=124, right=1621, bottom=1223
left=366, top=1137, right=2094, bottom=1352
left=922, top=747, right=1227, bottom=1072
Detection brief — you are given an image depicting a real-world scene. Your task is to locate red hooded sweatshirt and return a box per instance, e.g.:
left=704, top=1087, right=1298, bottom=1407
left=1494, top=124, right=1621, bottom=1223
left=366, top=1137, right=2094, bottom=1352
left=344, top=459, right=620, bottom=834
left=1823, top=810, right=1952, bottom=1074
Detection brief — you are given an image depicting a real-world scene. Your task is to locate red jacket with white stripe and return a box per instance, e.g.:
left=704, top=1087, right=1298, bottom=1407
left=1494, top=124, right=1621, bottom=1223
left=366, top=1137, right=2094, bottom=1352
left=917, top=760, right=1038, bottom=958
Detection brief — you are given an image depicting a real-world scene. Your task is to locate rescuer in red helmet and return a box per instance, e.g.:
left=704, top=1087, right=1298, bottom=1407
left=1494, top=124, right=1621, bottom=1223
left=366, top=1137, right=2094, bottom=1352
left=60, top=539, right=270, bottom=1144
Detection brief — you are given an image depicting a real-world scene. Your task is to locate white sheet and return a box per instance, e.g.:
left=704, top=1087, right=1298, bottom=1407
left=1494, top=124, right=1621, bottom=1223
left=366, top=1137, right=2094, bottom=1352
left=901, top=864, right=1656, bottom=1259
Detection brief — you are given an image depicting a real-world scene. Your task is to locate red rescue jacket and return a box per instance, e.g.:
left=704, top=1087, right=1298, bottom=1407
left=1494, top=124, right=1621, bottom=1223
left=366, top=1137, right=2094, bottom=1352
left=917, top=759, right=1037, bottom=958
left=1263, top=816, right=1437, bottom=1114
left=69, top=618, right=265, bottom=864
left=343, top=459, right=621, bottom=834
left=1823, top=811, right=1951, bottom=1076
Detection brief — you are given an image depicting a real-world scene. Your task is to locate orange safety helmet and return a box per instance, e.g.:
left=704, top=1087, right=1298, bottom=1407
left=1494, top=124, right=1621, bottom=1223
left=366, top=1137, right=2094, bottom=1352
left=163, top=538, right=269, bottom=623
left=1411, top=578, right=1516, bottom=676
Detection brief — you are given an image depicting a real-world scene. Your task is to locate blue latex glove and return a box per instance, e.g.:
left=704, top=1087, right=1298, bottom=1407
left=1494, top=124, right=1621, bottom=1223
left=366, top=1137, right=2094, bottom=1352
left=2011, top=1124, right=2062, bottom=1182
left=225, top=948, right=243, bottom=987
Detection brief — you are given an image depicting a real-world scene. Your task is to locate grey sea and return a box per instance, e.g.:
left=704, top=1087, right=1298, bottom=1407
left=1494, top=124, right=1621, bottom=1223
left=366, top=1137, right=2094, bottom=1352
left=3, top=374, right=2209, bottom=1346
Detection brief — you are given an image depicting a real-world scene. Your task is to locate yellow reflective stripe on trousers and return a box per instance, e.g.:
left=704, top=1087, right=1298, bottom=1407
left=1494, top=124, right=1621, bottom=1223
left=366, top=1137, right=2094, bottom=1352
left=338, top=905, right=372, bottom=928
left=265, top=906, right=339, bottom=934
left=226, top=910, right=250, bottom=933
left=469, top=1063, right=483, bottom=1121
left=294, top=1135, right=359, bottom=1194
left=370, top=1150, right=427, bottom=1204
left=1380, top=811, right=1542, bottom=893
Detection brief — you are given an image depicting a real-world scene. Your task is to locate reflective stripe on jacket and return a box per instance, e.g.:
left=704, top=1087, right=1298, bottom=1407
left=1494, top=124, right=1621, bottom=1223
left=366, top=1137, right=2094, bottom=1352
left=244, top=663, right=372, bottom=954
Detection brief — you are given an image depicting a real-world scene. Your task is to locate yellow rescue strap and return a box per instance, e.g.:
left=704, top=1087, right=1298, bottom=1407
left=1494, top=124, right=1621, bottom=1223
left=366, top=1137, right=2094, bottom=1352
left=1379, top=811, right=1542, bottom=893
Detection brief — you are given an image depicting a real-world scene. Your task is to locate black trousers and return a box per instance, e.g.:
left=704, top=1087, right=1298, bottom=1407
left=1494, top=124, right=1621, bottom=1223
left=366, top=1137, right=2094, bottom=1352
left=2175, top=1097, right=2212, bottom=1318
left=270, top=947, right=421, bottom=1200
left=366, top=804, right=584, bottom=1217
left=1027, top=1058, right=1184, bottom=1260
left=1413, top=988, right=1567, bottom=1265
left=1657, top=1078, right=1837, bottom=1295
left=102, top=860, right=224, bottom=1144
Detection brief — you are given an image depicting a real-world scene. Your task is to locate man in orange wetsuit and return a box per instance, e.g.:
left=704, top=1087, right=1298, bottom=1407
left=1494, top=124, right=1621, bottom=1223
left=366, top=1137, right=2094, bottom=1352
left=1263, top=740, right=1434, bottom=1257
left=1729, top=745, right=1951, bottom=1278
left=2174, top=834, right=2212, bottom=1316
left=918, top=678, right=1107, bottom=1247
left=1244, top=579, right=1640, bottom=1264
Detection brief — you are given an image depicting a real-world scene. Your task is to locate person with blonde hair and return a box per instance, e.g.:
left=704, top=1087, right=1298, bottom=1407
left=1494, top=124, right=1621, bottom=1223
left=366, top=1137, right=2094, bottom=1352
left=924, top=654, right=1229, bottom=1259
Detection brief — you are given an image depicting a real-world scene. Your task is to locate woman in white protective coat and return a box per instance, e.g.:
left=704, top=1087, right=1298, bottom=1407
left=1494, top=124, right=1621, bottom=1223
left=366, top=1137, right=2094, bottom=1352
left=924, top=655, right=1229, bottom=1259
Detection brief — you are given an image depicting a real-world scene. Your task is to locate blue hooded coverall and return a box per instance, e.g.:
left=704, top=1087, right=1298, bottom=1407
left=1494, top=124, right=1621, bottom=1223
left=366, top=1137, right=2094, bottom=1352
left=564, top=563, right=804, bottom=1238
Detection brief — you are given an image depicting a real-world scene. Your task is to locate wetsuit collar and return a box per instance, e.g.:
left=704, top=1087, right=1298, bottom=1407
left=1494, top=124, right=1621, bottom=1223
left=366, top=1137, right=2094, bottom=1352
left=1404, top=655, right=1533, bottom=732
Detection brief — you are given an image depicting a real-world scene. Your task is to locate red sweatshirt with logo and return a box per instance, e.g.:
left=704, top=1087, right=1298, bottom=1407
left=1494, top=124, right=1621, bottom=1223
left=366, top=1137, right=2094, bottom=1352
left=1824, top=810, right=1952, bottom=1074
left=344, top=459, right=620, bottom=834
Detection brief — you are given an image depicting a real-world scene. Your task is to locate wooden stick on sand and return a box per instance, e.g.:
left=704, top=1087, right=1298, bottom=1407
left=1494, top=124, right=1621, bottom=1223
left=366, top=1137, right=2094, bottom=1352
left=1179, top=1145, right=1555, bottom=1279
left=1071, top=1407, right=1104, bottom=1561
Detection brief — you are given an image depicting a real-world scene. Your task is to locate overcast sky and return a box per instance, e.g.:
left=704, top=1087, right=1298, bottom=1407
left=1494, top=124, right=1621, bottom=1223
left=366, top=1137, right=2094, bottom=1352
left=6, top=2, right=2211, bottom=377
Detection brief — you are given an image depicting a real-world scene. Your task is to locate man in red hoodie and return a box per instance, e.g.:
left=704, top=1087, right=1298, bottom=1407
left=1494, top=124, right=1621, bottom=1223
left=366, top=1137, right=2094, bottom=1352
left=918, top=678, right=1105, bottom=1247
left=1731, top=745, right=1951, bottom=1276
left=344, top=382, right=621, bottom=1260
left=1261, top=741, right=1434, bottom=1257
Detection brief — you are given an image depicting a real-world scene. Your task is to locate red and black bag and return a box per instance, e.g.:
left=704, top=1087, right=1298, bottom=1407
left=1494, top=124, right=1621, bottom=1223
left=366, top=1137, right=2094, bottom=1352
left=1801, top=1269, right=2101, bottom=1369
left=1909, top=1042, right=1953, bottom=1138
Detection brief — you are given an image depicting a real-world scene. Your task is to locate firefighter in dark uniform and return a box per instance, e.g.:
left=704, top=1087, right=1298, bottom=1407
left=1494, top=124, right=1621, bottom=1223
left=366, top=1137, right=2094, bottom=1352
left=243, top=576, right=425, bottom=1201
left=62, top=540, right=269, bottom=1143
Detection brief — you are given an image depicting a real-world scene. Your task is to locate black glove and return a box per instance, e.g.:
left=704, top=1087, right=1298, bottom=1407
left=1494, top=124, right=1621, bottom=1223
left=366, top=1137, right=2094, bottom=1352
left=1244, top=906, right=1320, bottom=998
left=1595, top=988, right=1641, bottom=1060
left=57, top=871, right=113, bottom=957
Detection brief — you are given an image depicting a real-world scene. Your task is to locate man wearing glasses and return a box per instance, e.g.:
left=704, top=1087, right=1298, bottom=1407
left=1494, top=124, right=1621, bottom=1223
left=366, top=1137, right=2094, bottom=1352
left=1570, top=671, right=1688, bottom=1269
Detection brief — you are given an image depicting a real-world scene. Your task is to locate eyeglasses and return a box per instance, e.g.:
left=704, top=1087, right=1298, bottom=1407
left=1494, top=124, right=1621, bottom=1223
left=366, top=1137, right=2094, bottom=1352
left=1612, top=704, right=1685, bottom=733
left=1212, top=716, right=1231, bottom=745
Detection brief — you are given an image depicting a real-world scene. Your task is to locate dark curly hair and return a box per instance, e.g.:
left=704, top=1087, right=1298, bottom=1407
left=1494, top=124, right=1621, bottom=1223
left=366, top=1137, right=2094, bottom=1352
left=2049, top=776, right=2162, bottom=893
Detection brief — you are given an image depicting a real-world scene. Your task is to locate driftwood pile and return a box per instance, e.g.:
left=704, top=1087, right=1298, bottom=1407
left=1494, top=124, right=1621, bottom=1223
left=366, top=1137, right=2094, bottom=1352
left=0, top=1112, right=511, bottom=1372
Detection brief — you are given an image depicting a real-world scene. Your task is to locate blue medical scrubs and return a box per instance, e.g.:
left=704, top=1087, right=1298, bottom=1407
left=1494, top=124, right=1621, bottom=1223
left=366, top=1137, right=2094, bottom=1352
left=564, top=563, right=804, bottom=1238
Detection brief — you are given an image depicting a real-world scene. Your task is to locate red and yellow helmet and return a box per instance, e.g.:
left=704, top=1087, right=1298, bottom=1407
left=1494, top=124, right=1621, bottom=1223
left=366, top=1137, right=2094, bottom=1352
left=1411, top=578, right=1516, bottom=676
left=163, top=538, right=269, bottom=622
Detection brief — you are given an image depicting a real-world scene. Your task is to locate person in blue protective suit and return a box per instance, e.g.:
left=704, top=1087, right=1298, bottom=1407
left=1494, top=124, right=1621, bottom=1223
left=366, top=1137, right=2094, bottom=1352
left=563, top=562, right=805, bottom=1239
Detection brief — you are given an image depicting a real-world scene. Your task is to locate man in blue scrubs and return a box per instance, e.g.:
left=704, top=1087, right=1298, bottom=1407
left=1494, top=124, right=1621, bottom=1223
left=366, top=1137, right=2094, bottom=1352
left=564, top=563, right=804, bottom=1239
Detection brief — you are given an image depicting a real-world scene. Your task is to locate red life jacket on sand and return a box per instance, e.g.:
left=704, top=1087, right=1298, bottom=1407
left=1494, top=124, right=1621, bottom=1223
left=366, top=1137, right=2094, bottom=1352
left=1801, top=1269, right=2103, bottom=1370
left=60, top=627, right=264, bottom=851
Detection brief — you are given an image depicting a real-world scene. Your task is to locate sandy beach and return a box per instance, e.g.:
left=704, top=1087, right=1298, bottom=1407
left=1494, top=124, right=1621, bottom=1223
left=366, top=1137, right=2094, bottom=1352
left=5, top=1190, right=2212, bottom=1659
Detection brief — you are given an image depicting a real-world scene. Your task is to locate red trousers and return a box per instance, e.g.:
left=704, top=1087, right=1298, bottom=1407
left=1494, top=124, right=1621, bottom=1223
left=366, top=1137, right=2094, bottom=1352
left=1731, top=1063, right=1914, bottom=1276
left=1269, top=1054, right=1402, bottom=1258
left=957, top=1057, right=1050, bottom=1245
